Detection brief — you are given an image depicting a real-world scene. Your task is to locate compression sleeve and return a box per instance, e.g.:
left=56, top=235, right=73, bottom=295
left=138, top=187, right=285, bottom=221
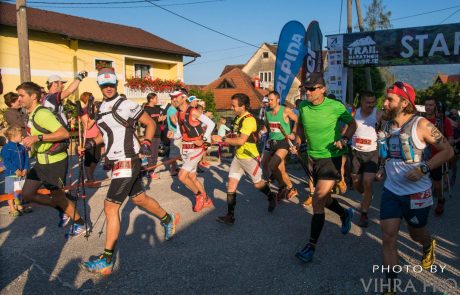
left=198, top=114, right=216, bottom=142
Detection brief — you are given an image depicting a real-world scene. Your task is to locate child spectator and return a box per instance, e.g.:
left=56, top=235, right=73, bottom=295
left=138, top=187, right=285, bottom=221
left=1, top=126, right=31, bottom=216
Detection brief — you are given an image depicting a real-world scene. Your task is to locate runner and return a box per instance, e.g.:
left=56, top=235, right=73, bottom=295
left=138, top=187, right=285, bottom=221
left=212, top=93, right=277, bottom=224
left=292, top=72, right=357, bottom=263
left=169, top=89, right=215, bottom=212
left=80, top=68, right=179, bottom=275
left=423, top=98, right=454, bottom=216
left=350, top=91, right=382, bottom=227
left=265, top=91, right=299, bottom=200
left=378, top=82, right=453, bottom=294
left=165, top=93, right=181, bottom=176
left=16, top=82, right=87, bottom=237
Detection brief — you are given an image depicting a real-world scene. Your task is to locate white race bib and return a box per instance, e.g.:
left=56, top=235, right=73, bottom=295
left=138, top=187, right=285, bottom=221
left=112, top=159, right=132, bottom=179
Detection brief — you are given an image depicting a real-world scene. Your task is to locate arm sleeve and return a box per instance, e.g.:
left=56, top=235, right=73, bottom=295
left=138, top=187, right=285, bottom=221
left=240, top=117, right=257, bottom=136
left=123, top=100, right=143, bottom=121
left=198, top=114, right=215, bottom=141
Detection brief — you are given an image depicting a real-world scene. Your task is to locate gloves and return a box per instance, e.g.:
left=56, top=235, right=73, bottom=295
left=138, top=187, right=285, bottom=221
left=76, top=71, right=88, bottom=81
left=84, top=138, right=96, bottom=150
left=139, top=140, right=152, bottom=156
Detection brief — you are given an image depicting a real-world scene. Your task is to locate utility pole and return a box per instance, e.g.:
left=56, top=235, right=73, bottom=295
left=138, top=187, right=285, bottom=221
left=16, top=0, right=31, bottom=82
left=355, top=0, right=373, bottom=91
left=347, top=0, right=353, bottom=105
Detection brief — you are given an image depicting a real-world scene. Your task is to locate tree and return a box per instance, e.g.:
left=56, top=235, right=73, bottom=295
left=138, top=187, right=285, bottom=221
left=416, top=83, right=460, bottom=109
left=363, top=0, right=392, bottom=31
left=352, top=67, right=387, bottom=105
left=189, top=88, right=217, bottom=115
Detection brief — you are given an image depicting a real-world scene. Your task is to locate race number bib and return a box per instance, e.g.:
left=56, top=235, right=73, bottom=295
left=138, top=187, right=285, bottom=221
left=14, top=177, right=25, bottom=192
left=112, top=159, right=132, bottom=179
left=409, top=188, right=433, bottom=209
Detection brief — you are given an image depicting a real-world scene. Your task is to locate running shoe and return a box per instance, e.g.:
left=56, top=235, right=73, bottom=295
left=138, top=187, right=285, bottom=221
left=422, top=239, right=436, bottom=270
left=162, top=213, right=180, bottom=241
left=81, top=255, right=113, bottom=275
left=268, top=192, right=276, bottom=212
left=295, top=243, right=315, bottom=263
left=303, top=194, right=313, bottom=208
left=358, top=213, right=369, bottom=228
left=340, top=208, right=354, bottom=234
left=65, top=223, right=88, bottom=239
left=216, top=213, right=235, bottom=225
left=337, top=179, right=347, bottom=194
left=193, top=193, right=207, bottom=212
left=434, top=199, right=445, bottom=216
left=58, top=212, right=71, bottom=228
left=285, top=187, right=298, bottom=199
left=276, top=187, right=287, bottom=201
left=203, top=196, right=214, bottom=208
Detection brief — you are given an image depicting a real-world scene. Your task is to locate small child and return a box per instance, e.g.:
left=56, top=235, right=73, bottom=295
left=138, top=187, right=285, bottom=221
left=1, top=126, right=31, bottom=217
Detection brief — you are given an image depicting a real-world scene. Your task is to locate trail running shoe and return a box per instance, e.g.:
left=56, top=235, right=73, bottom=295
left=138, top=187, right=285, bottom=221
left=216, top=213, right=235, bottom=225
left=341, top=208, right=354, bottom=234
left=65, top=223, right=88, bottom=239
left=203, top=196, right=214, bottom=208
left=81, top=255, right=113, bottom=275
left=295, top=243, right=315, bottom=263
left=303, top=194, right=313, bottom=208
left=193, top=193, right=205, bottom=212
left=422, top=239, right=436, bottom=270
left=285, top=187, right=299, bottom=199
left=162, top=213, right=180, bottom=241
left=58, top=212, right=71, bottom=228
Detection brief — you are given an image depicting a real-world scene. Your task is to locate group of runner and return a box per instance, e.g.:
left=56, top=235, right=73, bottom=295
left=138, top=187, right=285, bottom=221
left=4, top=67, right=456, bottom=293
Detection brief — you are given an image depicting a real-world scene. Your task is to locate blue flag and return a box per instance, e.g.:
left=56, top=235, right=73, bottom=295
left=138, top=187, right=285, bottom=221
left=274, top=21, right=306, bottom=104
left=301, top=21, right=323, bottom=84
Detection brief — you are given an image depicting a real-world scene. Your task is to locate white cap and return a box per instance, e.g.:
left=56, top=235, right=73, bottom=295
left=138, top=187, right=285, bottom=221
left=47, top=75, right=67, bottom=84
left=262, top=96, right=269, bottom=103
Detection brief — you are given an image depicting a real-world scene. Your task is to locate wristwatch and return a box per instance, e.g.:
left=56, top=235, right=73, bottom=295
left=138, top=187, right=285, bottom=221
left=341, top=136, right=349, bottom=144
left=38, top=134, right=44, bottom=142
left=202, top=136, right=208, bottom=142
left=419, top=163, right=430, bottom=175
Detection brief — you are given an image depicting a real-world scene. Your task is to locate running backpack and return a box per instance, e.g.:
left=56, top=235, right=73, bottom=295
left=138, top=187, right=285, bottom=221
left=230, top=113, right=261, bottom=144
left=31, top=106, right=69, bottom=155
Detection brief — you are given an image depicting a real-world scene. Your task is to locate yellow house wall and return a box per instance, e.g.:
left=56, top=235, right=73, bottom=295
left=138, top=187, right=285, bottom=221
left=0, top=26, right=184, bottom=107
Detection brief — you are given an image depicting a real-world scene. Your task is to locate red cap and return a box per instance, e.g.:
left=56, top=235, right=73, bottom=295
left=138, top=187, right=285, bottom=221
left=387, top=82, right=416, bottom=107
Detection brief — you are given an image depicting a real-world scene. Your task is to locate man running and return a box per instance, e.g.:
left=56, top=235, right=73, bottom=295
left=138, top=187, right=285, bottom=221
left=292, top=73, right=356, bottom=263
left=170, top=89, right=215, bottom=212
left=265, top=91, right=299, bottom=200
left=81, top=68, right=179, bottom=275
left=423, top=98, right=454, bottom=216
left=350, top=91, right=382, bottom=227
left=212, top=93, right=277, bottom=224
left=378, top=82, right=453, bottom=294
left=17, top=82, right=87, bottom=238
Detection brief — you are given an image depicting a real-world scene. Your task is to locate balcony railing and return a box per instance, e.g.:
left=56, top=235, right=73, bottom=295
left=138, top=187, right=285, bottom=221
left=123, top=87, right=172, bottom=106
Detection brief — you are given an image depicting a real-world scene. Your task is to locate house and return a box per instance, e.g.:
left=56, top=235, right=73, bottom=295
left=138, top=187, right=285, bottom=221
left=434, top=73, right=460, bottom=85
left=0, top=2, right=199, bottom=106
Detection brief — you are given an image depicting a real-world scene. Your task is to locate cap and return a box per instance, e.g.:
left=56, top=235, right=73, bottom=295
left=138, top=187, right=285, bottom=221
left=187, top=95, right=200, bottom=103
left=387, top=81, right=416, bottom=107
left=47, top=75, right=67, bottom=84
left=97, top=68, right=117, bottom=86
left=262, top=96, right=269, bottom=103
left=302, top=72, right=325, bottom=88
left=170, top=88, right=188, bottom=98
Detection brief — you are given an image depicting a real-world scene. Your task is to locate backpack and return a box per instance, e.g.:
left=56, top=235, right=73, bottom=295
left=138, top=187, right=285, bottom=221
left=31, top=106, right=69, bottom=156
left=229, top=113, right=262, bottom=144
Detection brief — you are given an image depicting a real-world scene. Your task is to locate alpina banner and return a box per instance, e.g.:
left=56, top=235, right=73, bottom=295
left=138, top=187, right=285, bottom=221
left=274, top=20, right=307, bottom=104
left=337, top=23, right=460, bottom=67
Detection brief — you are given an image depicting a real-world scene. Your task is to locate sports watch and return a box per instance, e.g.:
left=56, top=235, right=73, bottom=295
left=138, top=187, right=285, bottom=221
left=419, top=163, right=430, bottom=175
left=38, top=134, right=44, bottom=142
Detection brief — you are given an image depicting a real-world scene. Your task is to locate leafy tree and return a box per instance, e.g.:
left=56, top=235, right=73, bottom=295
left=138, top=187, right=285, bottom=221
left=363, top=0, right=392, bottom=31
left=352, top=67, right=387, bottom=106
left=416, top=82, right=460, bottom=109
left=189, top=88, right=217, bottom=115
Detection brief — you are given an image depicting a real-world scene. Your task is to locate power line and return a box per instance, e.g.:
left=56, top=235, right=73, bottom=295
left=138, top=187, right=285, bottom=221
left=440, top=8, right=460, bottom=24
left=200, top=45, right=249, bottom=54
left=187, top=52, right=251, bottom=66
left=338, top=0, right=343, bottom=33
left=0, top=0, right=224, bottom=8
left=142, top=0, right=259, bottom=48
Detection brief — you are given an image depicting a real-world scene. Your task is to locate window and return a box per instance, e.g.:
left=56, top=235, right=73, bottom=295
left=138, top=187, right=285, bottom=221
left=135, top=64, right=151, bottom=79
left=259, top=71, right=273, bottom=82
left=262, top=52, right=269, bottom=59
left=95, top=59, right=113, bottom=70
left=217, top=79, right=234, bottom=89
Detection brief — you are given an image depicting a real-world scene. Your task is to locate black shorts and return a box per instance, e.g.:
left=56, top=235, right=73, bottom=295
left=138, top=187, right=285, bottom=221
left=84, top=143, right=102, bottom=167
left=269, top=139, right=290, bottom=153
left=429, top=166, right=442, bottom=181
left=310, top=156, right=342, bottom=184
left=351, top=149, right=379, bottom=174
left=27, top=158, right=68, bottom=191
left=106, top=158, right=144, bottom=205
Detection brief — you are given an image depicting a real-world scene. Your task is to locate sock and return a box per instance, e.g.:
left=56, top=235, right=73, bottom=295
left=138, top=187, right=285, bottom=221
left=309, top=213, right=325, bottom=245
left=361, top=211, right=368, bottom=216
left=227, top=192, right=236, bottom=215
left=258, top=183, right=272, bottom=198
left=326, top=198, right=346, bottom=218
left=161, top=213, right=171, bottom=224
left=56, top=207, right=64, bottom=214
left=75, top=218, right=85, bottom=225
left=102, top=248, right=114, bottom=263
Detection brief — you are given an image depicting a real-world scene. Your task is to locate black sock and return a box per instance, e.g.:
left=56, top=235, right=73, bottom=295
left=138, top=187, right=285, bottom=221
left=102, top=248, right=114, bottom=263
left=75, top=218, right=85, bottom=225
left=161, top=213, right=171, bottom=224
left=258, top=183, right=272, bottom=198
left=56, top=207, right=64, bottom=214
left=361, top=211, right=368, bottom=216
left=309, top=213, right=325, bottom=245
left=227, top=192, right=236, bottom=215
left=326, top=198, right=346, bottom=218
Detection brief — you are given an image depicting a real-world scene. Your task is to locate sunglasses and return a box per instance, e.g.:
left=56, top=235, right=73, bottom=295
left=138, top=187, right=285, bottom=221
left=305, top=86, right=323, bottom=92
left=392, top=81, right=410, bottom=99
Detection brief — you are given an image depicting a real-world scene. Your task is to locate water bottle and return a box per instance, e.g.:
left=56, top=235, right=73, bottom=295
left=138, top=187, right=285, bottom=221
left=377, top=131, right=388, bottom=159
left=399, top=133, right=414, bottom=163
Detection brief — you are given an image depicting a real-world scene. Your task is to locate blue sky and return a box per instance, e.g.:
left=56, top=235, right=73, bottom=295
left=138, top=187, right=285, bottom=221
left=24, top=0, right=460, bottom=85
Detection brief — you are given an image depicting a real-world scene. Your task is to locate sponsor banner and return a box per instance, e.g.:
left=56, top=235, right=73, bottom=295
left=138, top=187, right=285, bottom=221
left=301, top=21, right=324, bottom=85
left=325, top=35, right=347, bottom=102
left=338, top=23, right=460, bottom=67
left=274, top=20, right=307, bottom=104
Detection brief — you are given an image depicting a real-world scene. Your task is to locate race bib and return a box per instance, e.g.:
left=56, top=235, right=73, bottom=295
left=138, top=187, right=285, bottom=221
left=355, top=137, right=372, bottom=145
left=14, top=177, right=25, bottom=192
left=409, top=188, right=433, bottom=209
left=269, top=122, right=281, bottom=133
left=112, top=159, right=132, bottom=179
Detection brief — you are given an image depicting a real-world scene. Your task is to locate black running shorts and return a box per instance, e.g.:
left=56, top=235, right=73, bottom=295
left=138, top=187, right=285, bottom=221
left=351, top=149, right=379, bottom=175
left=106, top=158, right=144, bottom=205
left=26, top=158, right=68, bottom=191
left=310, top=156, right=342, bottom=184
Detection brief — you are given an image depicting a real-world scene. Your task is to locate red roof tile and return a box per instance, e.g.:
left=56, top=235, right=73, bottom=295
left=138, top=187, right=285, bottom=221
left=220, top=64, right=245, bottom=77
left=0, top=2, right=199, bottom=57
left=206, top=68, right=263, bottom=110
left=436, top=74, right=460, bottom=84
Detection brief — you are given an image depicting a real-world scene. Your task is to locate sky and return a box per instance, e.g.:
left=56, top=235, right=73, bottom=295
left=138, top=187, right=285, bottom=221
left=18, top=0, right=460, bottom=85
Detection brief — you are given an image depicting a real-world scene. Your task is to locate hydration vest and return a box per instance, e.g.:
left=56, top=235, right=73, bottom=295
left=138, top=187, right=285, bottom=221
left=177, top=106, right=204, bottom=141
left=31, top=106, right=69, bottom=157
left=230, top=113, right=258, bottom=144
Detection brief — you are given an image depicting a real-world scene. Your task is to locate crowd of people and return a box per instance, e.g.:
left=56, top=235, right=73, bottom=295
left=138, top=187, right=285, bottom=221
left=0, top=67, right=458, bottom=294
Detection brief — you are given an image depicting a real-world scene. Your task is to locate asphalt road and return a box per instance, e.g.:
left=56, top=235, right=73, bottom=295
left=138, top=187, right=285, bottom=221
left=1, top=157, right=459, bottom=295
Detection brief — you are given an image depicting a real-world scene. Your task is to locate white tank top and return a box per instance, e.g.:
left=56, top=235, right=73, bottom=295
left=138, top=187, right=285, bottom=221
left=384, top=117, right=431, bottom=195
left=352, top=107, right=377, bottom=152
